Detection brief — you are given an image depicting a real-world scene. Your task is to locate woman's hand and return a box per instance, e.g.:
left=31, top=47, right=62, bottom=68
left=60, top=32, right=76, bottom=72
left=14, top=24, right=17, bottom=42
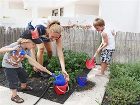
left=62, top=70, right=69, bottom=81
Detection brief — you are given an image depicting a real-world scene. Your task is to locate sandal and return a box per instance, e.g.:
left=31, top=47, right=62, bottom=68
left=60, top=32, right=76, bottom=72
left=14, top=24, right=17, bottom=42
left=11, top=95, right=24, bottom=103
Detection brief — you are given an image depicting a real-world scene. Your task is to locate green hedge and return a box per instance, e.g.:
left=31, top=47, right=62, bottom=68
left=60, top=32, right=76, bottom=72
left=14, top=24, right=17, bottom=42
left=105, top=63, right=140, bottom=105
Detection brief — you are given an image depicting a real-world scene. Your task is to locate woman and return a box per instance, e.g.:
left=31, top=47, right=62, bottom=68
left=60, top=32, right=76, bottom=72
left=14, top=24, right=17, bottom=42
left=47, top=21, right=69, bottom=81
left=27, top=21, right=52, bottom=67
left=27, top=20, right=69, bottom=81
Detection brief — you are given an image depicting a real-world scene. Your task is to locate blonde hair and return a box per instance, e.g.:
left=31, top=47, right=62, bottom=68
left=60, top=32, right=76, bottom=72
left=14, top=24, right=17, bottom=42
left=93, top=18, right=105, bottom=27
left=17, top=38, right=34, bottom=44
left=47, top=20, right=62, bottom=34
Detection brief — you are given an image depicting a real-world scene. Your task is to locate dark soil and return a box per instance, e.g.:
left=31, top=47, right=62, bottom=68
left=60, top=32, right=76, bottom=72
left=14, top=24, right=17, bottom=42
left=0, top=68, right=95, bottom=104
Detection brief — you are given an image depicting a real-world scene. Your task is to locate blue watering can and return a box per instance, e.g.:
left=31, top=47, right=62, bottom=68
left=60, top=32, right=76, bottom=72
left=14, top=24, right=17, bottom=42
left=77, top=76, right=87, bottom=87
left=52, top=73, right=66, bottom=86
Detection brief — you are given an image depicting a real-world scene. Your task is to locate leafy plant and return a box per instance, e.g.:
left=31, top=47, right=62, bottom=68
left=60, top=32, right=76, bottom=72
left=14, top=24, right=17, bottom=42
left=47, top=56, right=60, bottom=72
left=109, top=63, right=128, bottom=79
left=0, top=55, right=3, bottom=68
left=106, top=76, right=140, bottom=105
left=22, top=58, right=35, bottom=77
left=105, top=62, right=140, bottom=105
left=125, top=63, right=140, bottom=82
left=47, top=50, right=90, bottom=86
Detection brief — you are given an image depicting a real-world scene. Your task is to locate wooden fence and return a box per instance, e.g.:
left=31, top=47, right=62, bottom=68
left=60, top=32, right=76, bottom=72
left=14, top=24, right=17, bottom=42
left=0, top=26, right=140, bottom=63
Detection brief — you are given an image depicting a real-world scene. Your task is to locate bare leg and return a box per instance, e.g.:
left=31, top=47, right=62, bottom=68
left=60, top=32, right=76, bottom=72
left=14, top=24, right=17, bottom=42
left=100, top=62, right=108, bottom=75
left=30, top=48, right=36, bottom=60
left=11, top=89, right=17, bottom=97
left=96, top=62, right=107, bottom=76
left=44, top=42, right=52, bottom=59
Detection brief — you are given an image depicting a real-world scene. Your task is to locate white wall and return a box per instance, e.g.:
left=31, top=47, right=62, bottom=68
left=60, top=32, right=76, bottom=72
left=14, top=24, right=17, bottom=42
left=99, top=0, right=140, bottom=33
left=136, top=0, right=140, bottom=32
left=2, top=9, right=32, bottom=19
left=1, top=9, right=32, bottom=27
left=0, top=0, right=32, bottom=19
left=0, top=0, right=32, bottom=27
left=75, top=4, right=99, bottom=16
left=38, top=8, right=52, bottom=18
left=63, top=3, right=76, bottom=17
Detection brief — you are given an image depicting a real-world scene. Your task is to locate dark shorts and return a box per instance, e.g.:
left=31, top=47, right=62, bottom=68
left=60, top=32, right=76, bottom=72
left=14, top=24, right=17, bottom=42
left=40, top=36, right=51, bottom=43
left=4, top=68, right=28, bottom=89
left=100, top=49, right=115, bottom=64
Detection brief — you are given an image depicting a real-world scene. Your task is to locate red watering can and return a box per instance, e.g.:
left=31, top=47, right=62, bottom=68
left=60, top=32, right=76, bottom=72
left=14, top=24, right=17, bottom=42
left=54, top=82, right=69, bottom=95
left=86, top=52, right=97, bottom=69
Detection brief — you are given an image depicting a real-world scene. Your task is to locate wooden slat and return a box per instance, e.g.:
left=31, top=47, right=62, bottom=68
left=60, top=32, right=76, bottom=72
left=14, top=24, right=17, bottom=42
left=0, top=27, right=139, bottom=63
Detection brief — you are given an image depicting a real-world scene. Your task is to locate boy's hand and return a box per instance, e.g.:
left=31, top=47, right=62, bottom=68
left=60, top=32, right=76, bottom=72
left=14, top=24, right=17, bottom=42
left=62, top=70, right=69, bottom=81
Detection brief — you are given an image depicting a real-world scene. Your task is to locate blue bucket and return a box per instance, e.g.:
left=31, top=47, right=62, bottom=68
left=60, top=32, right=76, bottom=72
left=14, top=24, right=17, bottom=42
left=77, top=76, right=87, bottom=87
left=54, top=74, right=66, bottom=86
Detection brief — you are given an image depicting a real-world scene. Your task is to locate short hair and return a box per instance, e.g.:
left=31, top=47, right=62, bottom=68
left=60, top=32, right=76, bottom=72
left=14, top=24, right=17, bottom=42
left=17, top=38, right=34, bottom=44
left=47, top=20, right=60, bottom=28
left=47, top=20, right=62, bottom=34
left=93, top=18, right=105, bottom=27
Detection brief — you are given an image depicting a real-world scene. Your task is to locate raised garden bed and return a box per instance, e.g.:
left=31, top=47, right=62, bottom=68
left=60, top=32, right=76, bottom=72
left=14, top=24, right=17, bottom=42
left=0, top=50, right=95, bottom=104
left=0, top=67, right=95, bottom=104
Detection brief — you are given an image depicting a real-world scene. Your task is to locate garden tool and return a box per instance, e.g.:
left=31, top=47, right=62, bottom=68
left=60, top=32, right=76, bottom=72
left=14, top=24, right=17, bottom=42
left=86, top=52, right=98, bottom=69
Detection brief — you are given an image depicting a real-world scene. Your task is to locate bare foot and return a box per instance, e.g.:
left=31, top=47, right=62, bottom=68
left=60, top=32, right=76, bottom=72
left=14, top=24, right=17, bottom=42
left=95, top=72, right=105, bottom=76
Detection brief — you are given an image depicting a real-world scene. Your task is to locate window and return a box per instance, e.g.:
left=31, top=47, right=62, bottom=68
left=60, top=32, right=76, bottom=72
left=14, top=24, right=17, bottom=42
left=52, top=9, right=58, bottom=16
left=60, top=8, right=64, bottom=16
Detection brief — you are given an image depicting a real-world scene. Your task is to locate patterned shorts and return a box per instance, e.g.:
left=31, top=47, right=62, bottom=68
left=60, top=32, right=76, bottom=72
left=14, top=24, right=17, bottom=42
left=100, top=49, right=115, bottom=63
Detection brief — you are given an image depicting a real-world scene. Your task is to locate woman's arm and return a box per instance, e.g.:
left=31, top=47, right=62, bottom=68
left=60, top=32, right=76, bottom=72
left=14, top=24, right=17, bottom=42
left=24, top=54, right=52, bottom=75
left=56, top=38, right=69, bottom=81
left=30, top=48, right=36, bottom=60
left=56, top=38, right=65, bottom=71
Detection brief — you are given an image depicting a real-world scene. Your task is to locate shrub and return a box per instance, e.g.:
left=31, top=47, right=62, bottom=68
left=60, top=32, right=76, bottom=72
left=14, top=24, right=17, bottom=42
left=105, top=62, right=140, bottom=105
left=47, top=56, right=60, bottom=72
left=47, top=50, right=90, bottom=86
left=109, top=63, right=128, bottom=79
left=22, top=58, right=35, bottom=77
left=125, top=63, right=140, bottom=82
left=22, top=50, right=92, bottom=87
left=106, top=76, right=140, bottom=105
